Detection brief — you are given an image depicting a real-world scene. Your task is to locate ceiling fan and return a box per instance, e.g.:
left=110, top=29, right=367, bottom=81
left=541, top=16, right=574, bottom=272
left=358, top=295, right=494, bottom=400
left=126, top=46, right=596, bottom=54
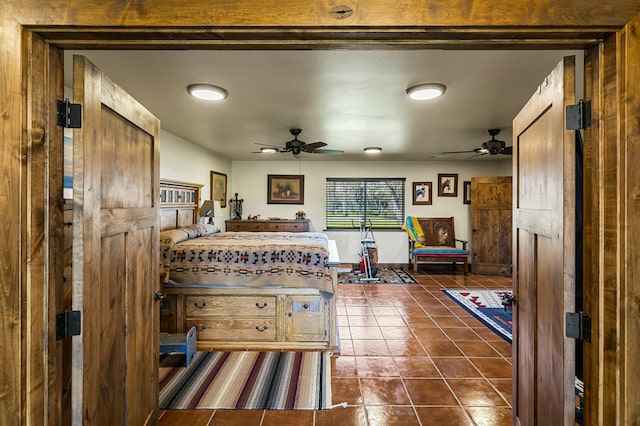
left=442, top=128, right=513, bottom=156
left=253, top=128, right=344, bottom=156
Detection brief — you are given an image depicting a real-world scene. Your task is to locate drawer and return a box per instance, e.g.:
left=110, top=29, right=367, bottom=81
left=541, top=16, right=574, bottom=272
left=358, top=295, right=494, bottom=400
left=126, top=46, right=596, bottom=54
left=227, top=221, right=268, bottom=232
left=267, top=222, right=309, bottom=232
left=186, top=295, right=276, bottom=317
left=187, top=318, right=277, bottom=341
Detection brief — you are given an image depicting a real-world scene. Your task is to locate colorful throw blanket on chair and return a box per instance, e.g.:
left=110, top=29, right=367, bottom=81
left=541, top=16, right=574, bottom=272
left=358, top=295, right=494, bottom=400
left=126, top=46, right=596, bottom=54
left=402, top=216, right=427, bottom=247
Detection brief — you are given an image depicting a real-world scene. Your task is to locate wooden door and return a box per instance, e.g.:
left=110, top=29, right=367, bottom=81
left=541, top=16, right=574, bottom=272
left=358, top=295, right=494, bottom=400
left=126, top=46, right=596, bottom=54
left=470, top=176, right=512, bottom=276
left=512, top=56, right=576, bottom=425
left=71, top=55, right=161, bottom=425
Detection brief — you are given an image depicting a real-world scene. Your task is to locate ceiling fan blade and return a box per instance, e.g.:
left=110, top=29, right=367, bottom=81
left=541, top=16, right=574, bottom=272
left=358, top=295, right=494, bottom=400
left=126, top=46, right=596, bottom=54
left=441, top=149, right=477, bottom=154
left=311, top=149, right=344, bottom=154
left=303, top=141, right=328, bottom=152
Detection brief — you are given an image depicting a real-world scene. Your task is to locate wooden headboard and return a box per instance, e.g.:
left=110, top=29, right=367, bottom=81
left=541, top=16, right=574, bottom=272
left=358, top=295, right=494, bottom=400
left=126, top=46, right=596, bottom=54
left=159, top=178, right=203, bottom=230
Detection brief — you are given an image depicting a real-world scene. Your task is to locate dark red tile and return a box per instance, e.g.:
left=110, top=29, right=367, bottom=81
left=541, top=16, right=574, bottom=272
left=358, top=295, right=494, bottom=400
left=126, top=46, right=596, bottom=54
left=315, top=406, right=367, bottom=425
left=160, top=410, right=214, bottom=425
left=208, top=409, right=262, bottom=426
left=432, top=358, right=482, bottom=378
left=404, top=378, right=458, bottom=405
left=447, top=379, right=509, bottom=406
left=469, top=357, right=513, bottom=379
left=365, top=405, right=421, bottom=425
left=332, top=377, right=363, bottom=405
left=360, top=378, right=411, bottom=405
left=415, top=406, right=473, bottom=426
left=393, top=356, right=441, bottom=378
left=465, top=406, right=513, bottom=426
left=262, top=409, right=314, bottom=426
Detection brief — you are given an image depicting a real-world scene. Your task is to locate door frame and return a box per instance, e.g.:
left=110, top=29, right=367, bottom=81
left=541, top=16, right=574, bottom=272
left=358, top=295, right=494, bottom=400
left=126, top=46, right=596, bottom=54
left=3, top=3, right=638, bottom=425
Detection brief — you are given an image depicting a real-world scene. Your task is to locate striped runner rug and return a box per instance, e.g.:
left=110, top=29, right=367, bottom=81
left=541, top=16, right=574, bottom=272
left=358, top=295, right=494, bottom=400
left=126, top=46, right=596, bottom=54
left=159, top=351, right=331, bottom=410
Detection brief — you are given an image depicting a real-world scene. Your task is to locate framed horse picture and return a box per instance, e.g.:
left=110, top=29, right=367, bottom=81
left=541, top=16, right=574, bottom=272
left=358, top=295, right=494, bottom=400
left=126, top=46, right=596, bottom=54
left=437, top=173, right=458, bottom=197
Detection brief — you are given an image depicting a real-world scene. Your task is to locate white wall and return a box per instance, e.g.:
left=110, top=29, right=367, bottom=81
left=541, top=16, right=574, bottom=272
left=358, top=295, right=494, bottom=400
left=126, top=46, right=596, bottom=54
left=231, top=159, right=512, bottom=264
left=160, top=130, right=232, bottom=229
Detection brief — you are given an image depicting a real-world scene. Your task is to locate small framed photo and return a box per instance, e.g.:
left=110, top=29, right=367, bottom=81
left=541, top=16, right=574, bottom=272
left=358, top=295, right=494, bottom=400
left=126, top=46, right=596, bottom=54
left=210, top=171, right=227, bottom=208
left=267, top=174, right=304, bottom=204
left=437, top=173, right=458, bottom=197
left=463, top=181, right=471, bottom=204
left=412, top=182, right=432, bottom=205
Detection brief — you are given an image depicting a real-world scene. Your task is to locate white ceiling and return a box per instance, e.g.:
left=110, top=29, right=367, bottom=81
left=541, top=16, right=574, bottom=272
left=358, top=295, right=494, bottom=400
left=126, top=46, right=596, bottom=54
left=64, top=49, right=582, bottom=161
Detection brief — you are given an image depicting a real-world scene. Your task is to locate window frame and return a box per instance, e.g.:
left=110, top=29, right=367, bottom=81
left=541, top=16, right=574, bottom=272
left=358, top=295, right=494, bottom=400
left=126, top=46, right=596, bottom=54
left=325, top=177, right=406, bottom=230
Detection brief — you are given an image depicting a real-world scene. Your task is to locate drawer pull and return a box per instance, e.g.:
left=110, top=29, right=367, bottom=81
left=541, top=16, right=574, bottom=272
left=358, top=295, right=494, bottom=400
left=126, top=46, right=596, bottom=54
left=255, top=325, right=269, bottom=332
left=197, top=324, right=207, bottom=331
left=303, top=303, right=309, bottom=309
left=255, top=302, right=268, bottom=308
left=194, top=302, right=207, bottom=309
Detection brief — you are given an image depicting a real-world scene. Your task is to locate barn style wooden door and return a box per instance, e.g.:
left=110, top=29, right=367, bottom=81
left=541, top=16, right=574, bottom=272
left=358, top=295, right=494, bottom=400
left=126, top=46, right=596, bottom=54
left=512, top=56, right=576, bottom=425
left=470, top=176, right=512, bottom=276
left=71, top=55, right=161, bottom=425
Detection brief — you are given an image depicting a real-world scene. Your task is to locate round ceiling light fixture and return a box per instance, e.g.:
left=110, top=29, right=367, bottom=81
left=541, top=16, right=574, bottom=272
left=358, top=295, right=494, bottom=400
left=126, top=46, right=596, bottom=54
left=406, top=83, right=446, bottom=100
left=364, top=147, right=382, bottom=154
left=260, top=147, right=277, bottom=153
left=187, top=84, right=228, bottom=101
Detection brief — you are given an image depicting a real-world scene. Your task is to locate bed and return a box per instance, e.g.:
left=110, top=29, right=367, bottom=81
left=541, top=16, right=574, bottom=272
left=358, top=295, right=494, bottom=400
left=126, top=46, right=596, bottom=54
left=158, top=180, right=340, bottom=352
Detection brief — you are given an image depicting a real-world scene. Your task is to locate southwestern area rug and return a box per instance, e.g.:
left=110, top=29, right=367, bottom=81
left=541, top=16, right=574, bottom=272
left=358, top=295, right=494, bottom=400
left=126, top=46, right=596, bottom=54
left=338, top=267, right=418, bottom=284
left=444, top=288, right=585, bottom=423
left=442, top=289, right=513, bottom=343
left=159, top=351, right=331, bottom=410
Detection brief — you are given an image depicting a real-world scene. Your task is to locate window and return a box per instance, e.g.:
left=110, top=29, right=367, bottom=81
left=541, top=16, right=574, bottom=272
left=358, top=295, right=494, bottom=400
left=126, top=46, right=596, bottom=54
left=326, top=178, right=405, bottom=229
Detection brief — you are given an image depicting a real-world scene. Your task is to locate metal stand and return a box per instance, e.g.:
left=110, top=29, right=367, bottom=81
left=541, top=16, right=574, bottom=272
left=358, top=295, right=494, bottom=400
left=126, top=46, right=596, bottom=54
left=359, top=238, right=379, bottom=282
left=353, top=219, right=379, bottom=282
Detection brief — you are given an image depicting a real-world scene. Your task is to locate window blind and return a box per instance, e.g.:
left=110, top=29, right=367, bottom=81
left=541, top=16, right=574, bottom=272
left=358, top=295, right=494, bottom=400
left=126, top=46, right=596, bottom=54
left=326, top=178, right=405, bottom=229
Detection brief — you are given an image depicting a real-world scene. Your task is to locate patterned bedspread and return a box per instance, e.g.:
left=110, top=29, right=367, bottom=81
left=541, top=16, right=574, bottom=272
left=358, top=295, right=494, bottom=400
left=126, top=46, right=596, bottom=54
left=161, top=231, right=333, bottom=294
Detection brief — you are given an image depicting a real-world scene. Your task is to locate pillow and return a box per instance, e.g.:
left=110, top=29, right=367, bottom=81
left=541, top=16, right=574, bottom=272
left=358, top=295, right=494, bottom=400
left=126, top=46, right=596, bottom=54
left=159, top=223, right=220, bottom=281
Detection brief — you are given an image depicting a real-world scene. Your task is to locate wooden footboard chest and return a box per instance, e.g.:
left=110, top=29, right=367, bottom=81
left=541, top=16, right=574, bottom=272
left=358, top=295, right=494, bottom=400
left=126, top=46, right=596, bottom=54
left=161, top=287, right=336, bottom=351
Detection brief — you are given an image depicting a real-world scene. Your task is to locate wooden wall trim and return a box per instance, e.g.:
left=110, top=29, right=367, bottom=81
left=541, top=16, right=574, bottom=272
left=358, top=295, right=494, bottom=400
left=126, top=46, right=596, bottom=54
left=0, top=5, right=25, bottom=425
left=620, top=13, right=640, bottom=425
left=583, top=10, right=640, bottom=425
left=24, top=30, right=65, bottom=426
left=4, top=0, right=640, bottom=28
left=1, top=1, right=639, bottom=425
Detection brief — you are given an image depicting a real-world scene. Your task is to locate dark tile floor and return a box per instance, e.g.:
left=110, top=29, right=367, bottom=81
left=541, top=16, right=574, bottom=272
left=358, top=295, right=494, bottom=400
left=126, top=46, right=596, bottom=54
left=159, top=269, right=513, bottom=425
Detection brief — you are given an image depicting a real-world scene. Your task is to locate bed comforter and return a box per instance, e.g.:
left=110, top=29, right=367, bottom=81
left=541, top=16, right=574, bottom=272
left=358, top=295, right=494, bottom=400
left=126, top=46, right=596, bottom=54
left=161, top=229, right=333, bottom=294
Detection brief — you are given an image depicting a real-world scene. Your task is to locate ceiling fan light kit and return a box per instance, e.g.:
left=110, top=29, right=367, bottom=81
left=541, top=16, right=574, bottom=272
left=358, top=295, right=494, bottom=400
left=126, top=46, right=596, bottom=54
left=406, top=83, right=446, bottom=100
left=186, top=83, right=228, bottom=101
left=364, top=147, right=382, bottom=154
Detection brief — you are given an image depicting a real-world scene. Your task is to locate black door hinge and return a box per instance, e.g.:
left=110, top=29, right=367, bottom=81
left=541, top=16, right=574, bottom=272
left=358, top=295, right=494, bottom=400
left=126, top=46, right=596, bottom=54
left=566, top=100, right=591, bottom=130
left=565, top=312, right=591, bottom=342
left=56, top=310, right=81, bottom=340
left=56, top=99, right=82, bottom=128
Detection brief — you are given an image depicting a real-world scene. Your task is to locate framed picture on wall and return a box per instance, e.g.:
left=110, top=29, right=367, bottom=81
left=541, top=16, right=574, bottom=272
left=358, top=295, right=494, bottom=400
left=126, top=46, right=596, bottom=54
left=437, top=173, right=458, bottom=197
left=210, top=171, right=227, bottom=207
left=267, top=174, right=304, bottom=204
left=463, top=181, right=471, bottom=204
left=412, top=182, right=432, bottom=205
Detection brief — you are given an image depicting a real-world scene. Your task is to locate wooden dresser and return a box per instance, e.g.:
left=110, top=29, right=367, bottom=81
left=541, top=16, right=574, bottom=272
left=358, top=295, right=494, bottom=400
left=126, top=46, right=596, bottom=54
left=225, top=219, right=310, bottom=232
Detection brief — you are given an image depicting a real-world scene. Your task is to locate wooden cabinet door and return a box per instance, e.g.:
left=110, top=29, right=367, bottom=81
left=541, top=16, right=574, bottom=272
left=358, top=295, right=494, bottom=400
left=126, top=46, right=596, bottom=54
left=471, top=176, right=512, bottom=276
left=285, top=296, right=327, bottom=342
left=512, top=56, right=576, bottom=425
left=72, top=55, right=161, bottom=425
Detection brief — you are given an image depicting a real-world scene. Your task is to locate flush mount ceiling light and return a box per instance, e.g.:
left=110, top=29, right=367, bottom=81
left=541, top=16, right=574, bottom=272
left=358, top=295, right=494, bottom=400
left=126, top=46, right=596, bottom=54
left=260, top=147, right=277, bottom=153
left=364, top=147, right=382, bottom=154
left=406, top=83, right=446, bottom=100
left=186, top=84, right=228, bottom=101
